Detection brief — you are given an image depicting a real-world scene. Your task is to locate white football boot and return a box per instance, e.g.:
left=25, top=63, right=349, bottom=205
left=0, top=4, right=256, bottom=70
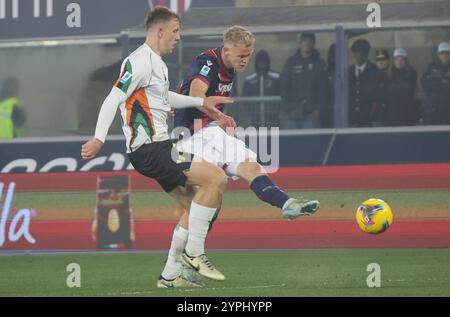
left=182, top=251, right=226, bottom=281
left=157, top=266, right=204, bottom=288
left=282, top=198, right=320, bottom=220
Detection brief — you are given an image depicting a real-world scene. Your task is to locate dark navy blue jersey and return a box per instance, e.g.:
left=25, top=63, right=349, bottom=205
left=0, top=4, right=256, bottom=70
left=175, top=47, right=235, bottom=132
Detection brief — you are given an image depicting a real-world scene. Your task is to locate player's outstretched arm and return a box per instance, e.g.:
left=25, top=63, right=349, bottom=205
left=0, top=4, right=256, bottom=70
left=168, top=91, right=235, bottom=128
left=168, top=91, right=232, bottom=109
left=81, top=87, right=126, bottom=160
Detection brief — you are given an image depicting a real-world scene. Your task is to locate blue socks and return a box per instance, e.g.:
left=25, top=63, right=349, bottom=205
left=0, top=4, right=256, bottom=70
left=250, top=175, right=290, bottom=209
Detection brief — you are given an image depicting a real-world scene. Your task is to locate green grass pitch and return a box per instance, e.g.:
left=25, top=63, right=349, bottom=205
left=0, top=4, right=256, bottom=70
left=1, top=249, right=450, bottom=296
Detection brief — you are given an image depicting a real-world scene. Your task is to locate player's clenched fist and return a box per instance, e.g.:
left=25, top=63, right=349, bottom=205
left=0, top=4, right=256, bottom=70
left=81, top=138, right=103, bottom=160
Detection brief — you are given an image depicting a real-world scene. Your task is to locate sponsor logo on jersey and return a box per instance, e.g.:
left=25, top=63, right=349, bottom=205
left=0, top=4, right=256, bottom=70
left=120, top=71, right=132, bottom=84
left=218, top=83, right=233, bottom=93
left=206, top=60, right=213, bottom=67
left=200, top=65, right=211, bottom=77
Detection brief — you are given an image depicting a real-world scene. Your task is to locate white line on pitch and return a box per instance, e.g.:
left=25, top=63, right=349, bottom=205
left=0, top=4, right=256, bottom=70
left=100, top=283, right=286, bottom=296
left=179, top=283, right=287, bottom=292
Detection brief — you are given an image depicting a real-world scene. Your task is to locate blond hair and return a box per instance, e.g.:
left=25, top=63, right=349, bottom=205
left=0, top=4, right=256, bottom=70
left=223, top=25, right=255, bottom=47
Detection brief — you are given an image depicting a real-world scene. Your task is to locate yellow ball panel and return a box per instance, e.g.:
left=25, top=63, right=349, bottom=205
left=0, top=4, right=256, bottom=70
left=356, top=198, right=393, bottom=234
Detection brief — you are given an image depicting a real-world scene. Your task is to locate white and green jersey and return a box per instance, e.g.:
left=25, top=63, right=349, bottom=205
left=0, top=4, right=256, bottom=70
left=115, top=44, right=171, bottom=152
left=94, top=43, right=203, bottom=153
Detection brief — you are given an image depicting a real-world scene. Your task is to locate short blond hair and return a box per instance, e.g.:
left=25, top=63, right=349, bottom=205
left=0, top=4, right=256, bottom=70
left=223, top=25, right=255, bottom=47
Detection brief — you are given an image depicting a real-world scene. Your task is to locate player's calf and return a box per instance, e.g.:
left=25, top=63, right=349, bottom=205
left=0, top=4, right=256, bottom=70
left=250, top=174, right=291, bottom=209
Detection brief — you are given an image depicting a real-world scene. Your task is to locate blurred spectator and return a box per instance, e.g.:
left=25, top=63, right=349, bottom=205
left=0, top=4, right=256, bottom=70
left=241, top=50, right=281, bottom=127
left=386, top=48, right=418, bottom=126
left=242, top=50, right=280, bottom=96
left=281, top=33, right=327, bottom=129
left=348, top=39, right=384, bottom=127
left=421, top=42, right=450, bottom=125
left=323, top=43, right=336, bottom=128
left=0, top=77, right=26, bottom=138
left=375, top=49, right=391, bottom=75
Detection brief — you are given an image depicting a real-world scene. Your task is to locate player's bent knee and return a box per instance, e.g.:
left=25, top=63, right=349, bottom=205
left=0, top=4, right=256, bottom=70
left=238, top=160, right=266, bottom=182
left=189, top=162, right=227, bottom=192
left=209, top=170, right=228, bottom=191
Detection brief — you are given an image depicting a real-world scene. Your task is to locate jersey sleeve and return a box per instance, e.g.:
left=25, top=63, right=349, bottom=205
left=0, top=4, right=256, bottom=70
left=192, top=55, right=217, bottom=87
left=94, top=87, right=126, bottom=143
left=114, top=55, right=150, bottom=98
left=168, top=91, right=204, bottom=109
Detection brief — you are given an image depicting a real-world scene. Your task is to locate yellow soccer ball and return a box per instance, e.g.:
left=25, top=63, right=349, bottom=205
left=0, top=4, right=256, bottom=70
left=356, top=198, right=393, bottom=234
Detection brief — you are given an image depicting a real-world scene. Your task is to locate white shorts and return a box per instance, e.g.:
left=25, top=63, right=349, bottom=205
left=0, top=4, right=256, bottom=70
left=176, top=126, right=257, bottom=179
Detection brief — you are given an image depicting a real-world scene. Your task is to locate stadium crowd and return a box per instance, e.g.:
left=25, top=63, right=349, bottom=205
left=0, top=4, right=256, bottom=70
left=240, top=33, right=450, bottom=129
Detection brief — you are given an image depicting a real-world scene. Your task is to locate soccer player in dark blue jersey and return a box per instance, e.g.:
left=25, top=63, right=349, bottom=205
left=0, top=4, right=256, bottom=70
left=171, top=26, right=320, bottom=282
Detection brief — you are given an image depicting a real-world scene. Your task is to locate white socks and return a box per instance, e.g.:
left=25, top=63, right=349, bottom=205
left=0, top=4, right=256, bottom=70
left=161, top=224, right=189, bottom=280
left=161, top=202, right=217, bottom=279
left=185, top=201, right=217, bottom=257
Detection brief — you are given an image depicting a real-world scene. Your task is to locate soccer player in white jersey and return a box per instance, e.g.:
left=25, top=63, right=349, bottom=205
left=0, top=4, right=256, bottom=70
left=81, top=6, right=235, bottom=288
